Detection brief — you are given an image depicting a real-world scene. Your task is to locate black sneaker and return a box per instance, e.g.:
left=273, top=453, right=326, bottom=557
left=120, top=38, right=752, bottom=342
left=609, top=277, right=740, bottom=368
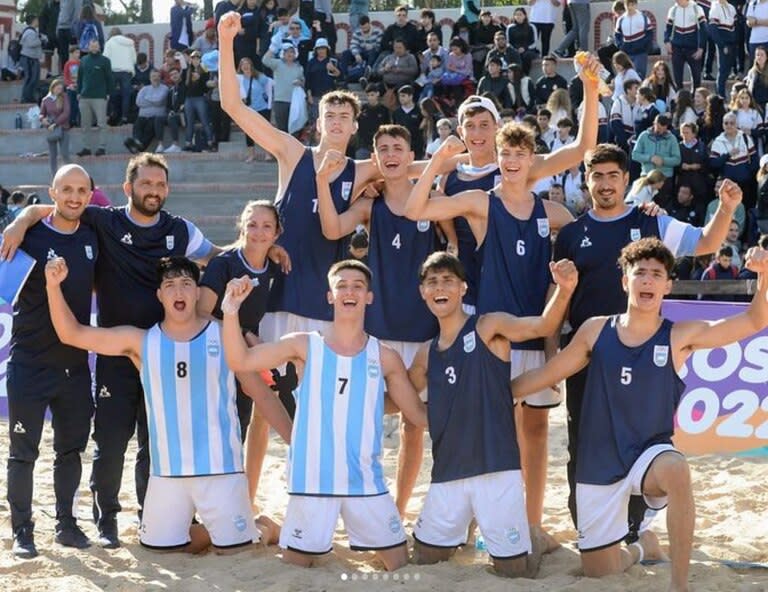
left=552, top=49, right=567, bottom=59
left=703, top=72, right=715, bottom=81
left=76, top=148, right=92, bottom=157
left=94, top=148, right=106, bottom=156
left=55, top=521, right=91, bottom=549
left=12, top=524, right=38, bottom=559
left=97, top=521, right=120, bottom=549
left=123, top=137, right=141, bottom=154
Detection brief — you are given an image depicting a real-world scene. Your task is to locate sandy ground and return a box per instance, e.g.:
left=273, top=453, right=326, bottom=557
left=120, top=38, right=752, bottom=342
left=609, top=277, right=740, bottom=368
left=1, top=406, right=767, bottom=592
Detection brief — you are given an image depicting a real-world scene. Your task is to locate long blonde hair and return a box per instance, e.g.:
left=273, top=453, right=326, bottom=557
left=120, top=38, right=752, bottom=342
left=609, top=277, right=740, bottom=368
left=545, top=89, right=572, bottom=121
left=48, top=78, right=65, bottom=109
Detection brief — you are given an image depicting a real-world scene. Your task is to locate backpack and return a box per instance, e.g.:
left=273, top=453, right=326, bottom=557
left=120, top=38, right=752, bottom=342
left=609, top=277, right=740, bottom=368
left=79, top=21, right=99, bottom=52
left=8, top=26, right=33, bottom=63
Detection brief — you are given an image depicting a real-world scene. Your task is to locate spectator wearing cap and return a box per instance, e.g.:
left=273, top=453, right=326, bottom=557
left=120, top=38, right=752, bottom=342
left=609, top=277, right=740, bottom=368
left=262, top=43, right=305, bottom=132
left=477, top=57, right=511, bottom=107
left=103, top=27, right=137, bottom=125
left=376, top=38, right=419, bottom=89
left=631, top=114, right=681, bottom=202
left=340, top=15, right=383, bottom=84
left=305, top=38, right=340, bottom=116
left=392, top=84, right=424, bottom=157
left=192, top=23, right=218, bottom=56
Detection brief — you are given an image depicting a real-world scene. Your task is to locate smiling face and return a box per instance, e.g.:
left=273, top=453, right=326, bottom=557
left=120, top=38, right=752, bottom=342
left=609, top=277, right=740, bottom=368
left=373, top=133, right=413, bottom=180
left=419, top=268, right=465, bottom=318
left=497, top=142, right=535, bottom=184
left=622, top=258, right=672, bottom=311
left=458, top=110, right=498, bottom=157
left=327, top=268, right=373, bottom=319
left=49, top=166, right=91, bottom=221
left=239, top=205, right=280, bottom=251
left=125, top=164, right=169, bottom=217
left=157, top=272, right=199, bottom=323
left=586, top=161, right=629, bottom=213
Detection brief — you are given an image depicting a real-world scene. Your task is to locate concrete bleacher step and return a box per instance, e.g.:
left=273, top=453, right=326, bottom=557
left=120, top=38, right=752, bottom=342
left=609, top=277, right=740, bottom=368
left=0, top=101, right=41, bottom=129
left=0, top=81, right=23, bottom=105
left=0, top=125, right=135, bottom=156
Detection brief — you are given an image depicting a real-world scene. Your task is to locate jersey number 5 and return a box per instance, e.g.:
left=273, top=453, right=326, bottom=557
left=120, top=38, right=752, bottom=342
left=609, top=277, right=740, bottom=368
left=620, top=366, right=632, bottom=385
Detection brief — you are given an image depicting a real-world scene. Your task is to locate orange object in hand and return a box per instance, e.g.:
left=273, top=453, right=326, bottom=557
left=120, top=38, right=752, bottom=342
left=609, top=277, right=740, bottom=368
left=574, top=51, right=613, bottom=97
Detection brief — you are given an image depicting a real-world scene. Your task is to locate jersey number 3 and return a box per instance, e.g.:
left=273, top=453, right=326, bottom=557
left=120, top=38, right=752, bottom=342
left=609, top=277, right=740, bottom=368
left=445, top=366, right=457, bottom=384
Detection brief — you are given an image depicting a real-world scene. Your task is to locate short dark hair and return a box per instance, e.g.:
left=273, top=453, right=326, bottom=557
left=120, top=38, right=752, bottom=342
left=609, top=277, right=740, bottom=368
left=365, top=82, right=382, bottom=95
left=759, top=234, right=768, bottom=249
left=277, top=7, right=288, bottom=17
left=718, top=245, right=734, bottom=258
left=398, top=84, right=414, bottom=95
left=25, top=14, right=37, bottom=25
left=430, top=54, right=443, bottom=64
left=419, top=251, right=466, bottom=282
left=374, top=124, right=412, bottom=147
left=655, top=114, right=672, bottom=127
left=125, top=153, right=169, bottom=185
left=557, top=117, right=574, bottom=128
left=359, top=15, right=370, bottom=25
left=421, top=9, right=435, bottom=20
left=585, top=143, right=629, bottom=172
left=542, top=54, right=557, bottom=64
left=624, top=78, right=640, bottom=93
left=157, top=257, right=200, bottom=286
left=328, top=259, right=372, bottom=287
left=537, top=108, right=552, bottom=118
left=618, top=238, right=675, bottom=277
left=638, top=86, right=656, bottom=102
left=487, top=56, right=502, bottom=67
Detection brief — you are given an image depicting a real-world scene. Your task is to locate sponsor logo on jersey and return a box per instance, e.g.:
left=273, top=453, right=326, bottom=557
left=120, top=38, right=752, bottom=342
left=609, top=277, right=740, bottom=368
left=98, top=385, right=111, bottom=398
left=463, top=331, right=476, bottom=353
left=207, top=341, right=221, bottom=357
left=341, top=181, right=353, bottom=201
left=654, top=345, right=669, bottom=367
left=417, top=220, right=430, bottom=232
left=121, top=233, right=133, bottom=245
left=84, top=245, right=94, bottom=260
left=537, top=218, right=550, bottom=238
left=580, top=236, right=592, bottom=248
left=13, top=421, right=26, bottom=434
left=166, top=235, right=175, bottom=250
left=47, top=248, right=58, bottom=260
left=292, top=528, right=303, bottom=539
left=630, top=228, right=641, bottom=241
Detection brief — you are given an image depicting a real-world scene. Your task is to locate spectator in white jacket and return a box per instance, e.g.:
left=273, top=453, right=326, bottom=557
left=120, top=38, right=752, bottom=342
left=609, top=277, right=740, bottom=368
left=103, top=28, right=137, bottom=124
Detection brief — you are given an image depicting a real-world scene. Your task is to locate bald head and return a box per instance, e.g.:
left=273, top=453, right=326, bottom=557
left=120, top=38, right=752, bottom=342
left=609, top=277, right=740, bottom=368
left=52, top=164, right=90, bottom=189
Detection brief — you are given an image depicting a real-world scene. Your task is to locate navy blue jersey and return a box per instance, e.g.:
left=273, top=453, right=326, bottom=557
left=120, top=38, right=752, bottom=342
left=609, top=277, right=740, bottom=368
left=427, top=316, right=520, bottom=483
left=364, top=199, right=439, bottom=342
left=553, top=208, right=703, bottom=332
left=80, top=206, right=211, bottom=329
left=200, top=248, right=276, bottom=334
left=443, top=168, right=500, bottom=307
left=10, top=219, right=98, bottom=368
left=476, top=194, right=552, bottom=350
left=577, top=317, right=684, bottom=485
left=268, top=149, right=355, bottom=321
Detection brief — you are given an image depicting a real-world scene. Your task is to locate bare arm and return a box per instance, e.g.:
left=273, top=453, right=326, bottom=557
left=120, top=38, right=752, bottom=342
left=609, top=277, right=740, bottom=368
left=218, top=12, right=302, bottom=162
left=673, top=248, right=768, bottom=364
left=510, top=317, right=603, bottom=398
left=1, top=204, right=54, bottom=260
left=317, top=150, right=372, bottom=239
left=543, top=199, right=576, bottom=231
left=196, top=286, right=219, bottom=320
left=236, top=371, right=293, bottom=443
left=45, top=258, right=143, bottom=366
left=382, top=345, right=427, bottom=429
left=529, top=55, right=601, bottom=184
left=693, top=179, right=742, bottom=256
left=407, top=344, right=429, bottom=394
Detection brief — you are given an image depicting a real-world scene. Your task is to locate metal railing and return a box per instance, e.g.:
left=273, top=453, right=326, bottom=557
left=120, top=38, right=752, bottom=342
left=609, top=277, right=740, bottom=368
left=670, top=280, right=757, bottom=297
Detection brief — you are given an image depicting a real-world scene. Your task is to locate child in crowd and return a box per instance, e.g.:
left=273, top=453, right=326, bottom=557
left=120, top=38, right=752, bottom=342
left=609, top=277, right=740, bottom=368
left=62, top=45, right=80, bottom=127
left=549, top=117, right=575, bottom=151
left=421, top=54, right=445, bottom=98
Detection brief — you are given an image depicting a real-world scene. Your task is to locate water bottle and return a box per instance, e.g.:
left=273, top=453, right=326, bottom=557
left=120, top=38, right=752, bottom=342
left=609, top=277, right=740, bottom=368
left=474, top=534, right=487, bottom=554
left=15, top=112, right=23, bottom=130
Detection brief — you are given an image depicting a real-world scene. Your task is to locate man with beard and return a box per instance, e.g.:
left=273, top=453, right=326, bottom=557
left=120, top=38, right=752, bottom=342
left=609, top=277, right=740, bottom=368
left=552, top=143, right=739, bottom=555
left=0, top=153, right=229, bottom=548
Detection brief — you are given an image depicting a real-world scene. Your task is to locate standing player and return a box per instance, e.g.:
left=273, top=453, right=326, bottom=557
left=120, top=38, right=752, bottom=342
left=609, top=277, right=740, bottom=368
left=197, top=200, right=288, bottom=509
left=1, top=154, right=227, bottom=549
left=410, top=252, right=578, bottom=578
left=45, top=256, right=281, bottom=554
left=512, top=238, right=768, bottom=591
left=403, top=54, right=600, bottom=546
left=553, top=144, right=741, bottom=544
left=6, top=165, right=97, bottom=558
left=221, top=260, right=427, bottom=570
left=315, top=125, right=439, bottom=516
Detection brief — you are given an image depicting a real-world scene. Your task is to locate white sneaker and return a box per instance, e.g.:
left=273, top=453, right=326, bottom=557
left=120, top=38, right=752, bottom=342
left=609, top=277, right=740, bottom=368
left=164, top=144, right=182, bottom=153
left=156, top=144, right=165, bottom=153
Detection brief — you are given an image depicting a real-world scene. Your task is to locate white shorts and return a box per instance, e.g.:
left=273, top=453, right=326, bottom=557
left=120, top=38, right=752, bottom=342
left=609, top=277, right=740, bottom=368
left=279, top=493, right=407, bottom=555
left=140, top=473, right=259, bottom=550
left=576, top=444, right=678, bottom=552
left=510, top=349, right=562, bottom=408
left=260, top=311, right=332, bottom=342
left=414, top=470, right=531, bottom=560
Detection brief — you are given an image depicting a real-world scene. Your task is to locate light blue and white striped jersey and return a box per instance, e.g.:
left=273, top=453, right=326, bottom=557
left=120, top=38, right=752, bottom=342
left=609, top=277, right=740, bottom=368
left=288, top=332, right=387, bottom=497
left=141, top=321, right=243, bottom=477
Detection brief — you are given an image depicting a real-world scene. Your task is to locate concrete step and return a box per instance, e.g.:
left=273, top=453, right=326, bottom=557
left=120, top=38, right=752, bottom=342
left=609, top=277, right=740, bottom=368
left=0, top=125, right=136, bottom=156
left=0, top=102, right=40, bottom=129
left=0, top=81, right=23, bottom=105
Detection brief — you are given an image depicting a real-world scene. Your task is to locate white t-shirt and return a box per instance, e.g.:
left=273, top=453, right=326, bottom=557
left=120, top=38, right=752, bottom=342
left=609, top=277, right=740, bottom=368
left=747, top=0, right=768, bottom=44
left=529, top=0, right=559, bottom=24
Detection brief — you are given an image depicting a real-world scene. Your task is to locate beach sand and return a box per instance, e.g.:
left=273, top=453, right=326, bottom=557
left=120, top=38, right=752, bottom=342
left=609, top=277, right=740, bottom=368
left=1, top=406, right=767, bottom=591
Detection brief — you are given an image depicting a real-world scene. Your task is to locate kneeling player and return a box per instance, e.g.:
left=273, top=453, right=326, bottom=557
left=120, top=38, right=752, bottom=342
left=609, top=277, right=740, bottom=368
left=409, top=252, right=578, bottom=577
left=511, top=238, right=768, bottom=591
left=45, top=256, right=285, bottom=553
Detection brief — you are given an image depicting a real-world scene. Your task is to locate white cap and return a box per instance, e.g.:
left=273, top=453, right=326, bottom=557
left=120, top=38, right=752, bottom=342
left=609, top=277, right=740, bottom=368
left=761, top=154, right=768, bottom=169
left=314, top=38, right=330, bottom=49
left=457, top=95, right=501, bottom=124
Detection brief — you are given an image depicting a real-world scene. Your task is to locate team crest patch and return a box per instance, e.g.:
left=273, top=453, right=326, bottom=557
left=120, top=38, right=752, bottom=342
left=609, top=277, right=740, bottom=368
left=653, top=345, right=669, bottom=367
left=506, top=527, right=521, bottom=545
left=389, top=515, right=402, bottom=534
left=463, top=331, right=476, bottom=353
left=417, top=220, right=430, bottom=232
left=630, top=228, right=641, bottom=241
left=368, top=362, right=380, bottom=378
left=233, top=515, right=247, bottom=532
left=537, top=218, right=550, bottom=238
left=166, top=235, right=175, bottom=250
left=84, top=245, right=94, bottom=260
left=341, top=181, right=353, bottom=201
left=207, top=341, right=221, bottom=357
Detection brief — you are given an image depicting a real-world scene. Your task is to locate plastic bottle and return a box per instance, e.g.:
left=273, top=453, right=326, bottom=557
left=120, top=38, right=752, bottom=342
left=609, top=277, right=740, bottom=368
left=15, top=112, right=23, bottom=130
left=475, top=534, right=487, bottom=554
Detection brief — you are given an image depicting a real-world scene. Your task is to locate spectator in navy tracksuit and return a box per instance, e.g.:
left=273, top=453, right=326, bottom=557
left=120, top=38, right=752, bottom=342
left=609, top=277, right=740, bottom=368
left=664, top=0, right=707, bottom=90
left=710, top=111, right=759, bottom=208
left=708, top=0, right=738, bottom=97
left=170, top=0, right=197, bottom=51
left=614, top=0, right=655, bottom=78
